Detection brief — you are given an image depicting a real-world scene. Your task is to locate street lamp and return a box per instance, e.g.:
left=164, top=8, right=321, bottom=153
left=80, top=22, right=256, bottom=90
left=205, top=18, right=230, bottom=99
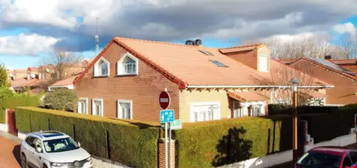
left=289, top=78, right=299, bottom=163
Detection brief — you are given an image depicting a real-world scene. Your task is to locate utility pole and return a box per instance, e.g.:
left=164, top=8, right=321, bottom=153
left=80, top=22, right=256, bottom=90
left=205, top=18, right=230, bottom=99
left=290, top=78, right=299, bottom=163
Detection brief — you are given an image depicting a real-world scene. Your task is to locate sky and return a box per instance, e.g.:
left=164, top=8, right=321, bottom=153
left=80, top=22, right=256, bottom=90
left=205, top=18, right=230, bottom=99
left=0, top=0, right=356, bottom=69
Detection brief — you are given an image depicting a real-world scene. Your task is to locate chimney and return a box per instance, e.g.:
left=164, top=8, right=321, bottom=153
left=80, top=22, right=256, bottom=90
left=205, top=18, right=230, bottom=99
left=324, top=55, right=332, bottom=60
left=257, top=45, right=270, bottom=72
left=185, top=39, right=202, bottom=46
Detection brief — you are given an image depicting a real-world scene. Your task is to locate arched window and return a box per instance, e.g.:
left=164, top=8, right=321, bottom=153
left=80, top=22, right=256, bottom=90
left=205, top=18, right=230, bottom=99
left=117, top=53, right=138, bottom=75
left=94, top=58, right=110, bottom=77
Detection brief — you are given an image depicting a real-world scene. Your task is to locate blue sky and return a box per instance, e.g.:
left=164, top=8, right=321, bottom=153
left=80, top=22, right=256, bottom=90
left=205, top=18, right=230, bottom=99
left=0, top=0, right=356, bottom=69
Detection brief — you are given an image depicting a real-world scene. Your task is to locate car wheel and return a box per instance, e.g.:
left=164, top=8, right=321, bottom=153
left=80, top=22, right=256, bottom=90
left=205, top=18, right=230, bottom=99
left=20, top=154, right=28, bottom=168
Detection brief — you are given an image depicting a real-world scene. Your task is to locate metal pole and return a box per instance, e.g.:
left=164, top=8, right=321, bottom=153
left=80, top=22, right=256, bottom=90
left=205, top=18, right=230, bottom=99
left=168, top=122, right=171, bottom=168
left=292, top=85, right=299, bottom=163
left=165, top=122, right=168, bottom=168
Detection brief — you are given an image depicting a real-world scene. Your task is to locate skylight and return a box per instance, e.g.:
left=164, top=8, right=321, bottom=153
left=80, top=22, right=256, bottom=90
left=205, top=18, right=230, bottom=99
left=199, top=50, right=214, bottom=56
left=210, top=60, right=228, bottom=67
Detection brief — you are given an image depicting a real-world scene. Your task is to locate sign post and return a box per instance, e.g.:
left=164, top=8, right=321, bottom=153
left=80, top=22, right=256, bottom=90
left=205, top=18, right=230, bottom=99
left=159, top=90, right=173, bottom=168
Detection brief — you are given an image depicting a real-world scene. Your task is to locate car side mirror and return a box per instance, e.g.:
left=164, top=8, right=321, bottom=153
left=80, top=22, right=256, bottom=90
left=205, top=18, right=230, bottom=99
left=77, top=142, right=81, bottom=147
left=35, top=146, right=42, bottom=153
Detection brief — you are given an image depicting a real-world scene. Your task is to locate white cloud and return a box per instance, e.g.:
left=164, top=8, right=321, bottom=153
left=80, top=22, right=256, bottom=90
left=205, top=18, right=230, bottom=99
left=0, top=33, right=59, bottom=55
left=333, top=22, right=356, bottom=37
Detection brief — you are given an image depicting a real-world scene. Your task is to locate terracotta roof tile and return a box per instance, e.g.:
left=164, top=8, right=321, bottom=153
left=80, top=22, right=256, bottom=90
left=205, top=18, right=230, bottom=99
left=50, top=75, right=77, bottom=87
left=228, top=92, right=268, bottom=102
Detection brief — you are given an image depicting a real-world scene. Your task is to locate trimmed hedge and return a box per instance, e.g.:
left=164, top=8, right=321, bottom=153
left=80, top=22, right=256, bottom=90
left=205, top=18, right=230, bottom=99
left=0, top=88, right=40, bottom=123
left=175, top=117, right=282, bottom=168
left=15, top=107, right=160, bottom=168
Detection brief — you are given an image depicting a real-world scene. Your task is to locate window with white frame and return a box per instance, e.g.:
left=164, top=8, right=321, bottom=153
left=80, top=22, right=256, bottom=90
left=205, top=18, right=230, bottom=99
left=190, top=102, right=220, bottom=122
left=232, top=100, right=244, bottom=118
left=117, top=53, right=138, bottom=75
left=94, top=58, right=110, bottom=77
left=77, top=98, right=88, bottom=114
left=117, top=100, right=132, bottom=120
left=92, top=99, right=104, bottom=116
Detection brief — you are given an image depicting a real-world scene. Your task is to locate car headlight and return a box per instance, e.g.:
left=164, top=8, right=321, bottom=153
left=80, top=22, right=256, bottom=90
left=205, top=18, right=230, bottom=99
left=51, top=162, right=63, bottom=167
left=86, top=157, right=92, bottom=162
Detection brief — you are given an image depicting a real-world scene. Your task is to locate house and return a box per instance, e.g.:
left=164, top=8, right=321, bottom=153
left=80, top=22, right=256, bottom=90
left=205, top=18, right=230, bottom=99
left=48, top=75, right=77, bottom=91
left=328, top=58, right=357, bottom=78
left=285, top=57, right=357, bottom=105
left=73, top=37, right=330, bottom=123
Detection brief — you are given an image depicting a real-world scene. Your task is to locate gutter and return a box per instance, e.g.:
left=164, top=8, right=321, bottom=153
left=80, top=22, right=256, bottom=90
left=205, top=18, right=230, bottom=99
left=186, top=85, right=334, bottom=89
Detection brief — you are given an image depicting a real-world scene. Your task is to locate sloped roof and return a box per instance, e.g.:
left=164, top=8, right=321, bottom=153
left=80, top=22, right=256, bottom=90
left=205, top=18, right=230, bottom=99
left=74, top=37, right=331, bottom=89
left=228, top=92, right=268, bottom=102
left=329, top=59, right=357, bottom=65
left=50, top=75, right=77, bottom=87
left=289, top=57, right=357, bottom=80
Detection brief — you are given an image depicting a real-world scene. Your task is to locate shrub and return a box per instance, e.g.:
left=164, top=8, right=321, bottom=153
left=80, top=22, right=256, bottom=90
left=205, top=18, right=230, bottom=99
left=175, top=118, right=282, bottom=168
left=43, top=88, right=78, bottom=111
left=0, top=88, right=40, bottom=123
left=15, top=106, right=160, bottom=168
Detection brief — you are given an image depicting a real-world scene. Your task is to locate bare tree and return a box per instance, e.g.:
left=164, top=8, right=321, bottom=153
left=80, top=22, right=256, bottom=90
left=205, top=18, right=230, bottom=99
left=44, top=49, right=82, bottom=81
left=337, top=34, right=357, bottom=59
left=261, top=34, right=348, bottom=59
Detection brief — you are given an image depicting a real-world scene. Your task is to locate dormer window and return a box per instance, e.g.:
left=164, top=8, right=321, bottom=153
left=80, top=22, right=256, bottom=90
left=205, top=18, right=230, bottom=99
left=117, top=53, right=138, bottom=76
left=94, top=58, right=110, bottom=77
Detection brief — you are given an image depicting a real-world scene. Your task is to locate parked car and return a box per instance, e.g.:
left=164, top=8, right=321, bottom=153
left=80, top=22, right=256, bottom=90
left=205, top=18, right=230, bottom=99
left=295, top=146, right=357, bottom=168
left=20, top=131, right=92, bottom=168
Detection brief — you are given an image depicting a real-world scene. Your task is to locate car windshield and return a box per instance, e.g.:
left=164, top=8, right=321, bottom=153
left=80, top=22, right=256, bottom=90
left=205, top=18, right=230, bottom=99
left=43, top=137, right=79, bottom=153
left=296, top=151, right=341, bottom=168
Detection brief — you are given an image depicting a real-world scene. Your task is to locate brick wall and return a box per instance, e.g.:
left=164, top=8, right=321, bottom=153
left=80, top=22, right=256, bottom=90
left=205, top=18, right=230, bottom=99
left=75, top=42, right=180, bottom=122
left=290, top=59, right=357, bottom=105
left=158, top=139, right=175, bottom=168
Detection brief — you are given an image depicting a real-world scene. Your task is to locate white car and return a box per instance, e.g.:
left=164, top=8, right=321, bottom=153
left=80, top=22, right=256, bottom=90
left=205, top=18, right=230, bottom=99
left=20, top=131, right=92, bottom=168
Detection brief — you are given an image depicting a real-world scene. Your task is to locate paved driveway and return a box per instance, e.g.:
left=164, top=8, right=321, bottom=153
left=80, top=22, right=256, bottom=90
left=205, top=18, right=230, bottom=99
left=0, top=135, right=21, bottom=168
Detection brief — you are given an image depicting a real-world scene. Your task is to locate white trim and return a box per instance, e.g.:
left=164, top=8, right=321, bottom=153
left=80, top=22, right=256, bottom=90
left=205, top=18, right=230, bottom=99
left=94, top=58, right=110, bottom=77
left=117, top=99, right=133, bottom=120
left=92, top=98, right=104, bottom=116
left=186, top=85, right=334, bottom=89
left=190, top=102, right=221, bottom=122
left=117, top=52, right=139, bottom=76
left=78, top=97, right=88, bottom=114
left=48, top=85, right=74, bottom=91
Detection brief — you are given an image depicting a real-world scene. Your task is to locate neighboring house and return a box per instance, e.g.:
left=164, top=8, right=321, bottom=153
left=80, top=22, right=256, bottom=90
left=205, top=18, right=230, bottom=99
left=286, top=57, right=357, bottom=105
left=73, top=37, right=329, bottom=123
left=48, top=75, right=77, bottom=91
left=328, top=58, right=357, bottom=78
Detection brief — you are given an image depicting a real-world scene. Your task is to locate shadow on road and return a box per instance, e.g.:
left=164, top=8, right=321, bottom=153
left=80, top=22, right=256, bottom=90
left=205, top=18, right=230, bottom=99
left=12, top=144, right=21, bottom=165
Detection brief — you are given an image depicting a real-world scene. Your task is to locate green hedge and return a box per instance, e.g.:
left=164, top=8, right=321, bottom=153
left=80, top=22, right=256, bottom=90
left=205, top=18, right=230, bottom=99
left=15, top=107, right=160, bottom=168
left=0, top=88, right=40, bottom=123
left=175, top=117, right=282, bottom=168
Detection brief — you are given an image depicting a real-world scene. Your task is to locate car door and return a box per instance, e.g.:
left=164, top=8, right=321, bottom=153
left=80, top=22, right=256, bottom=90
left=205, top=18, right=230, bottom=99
left=31, top=138, right=44, bottom=168
left=24, top=136, right=37, bottom=167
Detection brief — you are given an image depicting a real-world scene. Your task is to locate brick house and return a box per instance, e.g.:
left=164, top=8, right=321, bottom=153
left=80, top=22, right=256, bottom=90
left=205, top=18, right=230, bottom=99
left=74, top=37, right=329, bottom=123
left=286, top=57, right=357, bottom=105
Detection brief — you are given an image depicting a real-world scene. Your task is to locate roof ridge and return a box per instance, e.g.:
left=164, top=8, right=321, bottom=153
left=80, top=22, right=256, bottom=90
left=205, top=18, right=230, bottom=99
left=220, top=43, right=264, bottom=50
left=114, top=36, right=200, bottom=49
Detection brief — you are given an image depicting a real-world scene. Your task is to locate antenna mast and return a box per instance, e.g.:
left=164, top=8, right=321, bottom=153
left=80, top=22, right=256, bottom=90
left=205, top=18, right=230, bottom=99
left=95, top=17, right=99, bottom=53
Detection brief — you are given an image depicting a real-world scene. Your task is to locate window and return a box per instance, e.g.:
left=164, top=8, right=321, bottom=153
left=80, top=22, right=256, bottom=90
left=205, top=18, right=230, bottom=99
left=92, top=99, right=104, bottom=116
left=190, top=102, right=220, bottom=122
left=25, top=136, right=36, bottom=148
left=258, top=54, right=268, bottom=72
left=209, top=60, right=228, bottom=67
left=94, top=58, right=110, bottom=77
left=117, top=53, right=138, bottom=75
left=117, top=100, right=132, bottom=120
left=250, top=104, right=262, bottom=117
left=77, top=98, right=88, bottom=114
left=232, top=101, right=244, bottom=118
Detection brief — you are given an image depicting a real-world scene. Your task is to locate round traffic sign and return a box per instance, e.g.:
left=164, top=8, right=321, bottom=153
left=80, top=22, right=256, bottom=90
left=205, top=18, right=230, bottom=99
left=159, top=91, right=170, bottom=109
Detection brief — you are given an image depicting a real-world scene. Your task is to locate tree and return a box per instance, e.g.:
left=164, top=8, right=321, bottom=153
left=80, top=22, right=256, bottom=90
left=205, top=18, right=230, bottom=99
left=43, top=49, right=82, bottom=81
left=337, top=34, right=357, bottom=59
left=0, top=65, right=9, bottom=88
left=261, top=34, right=348, bottom=59
left=43, top=88, right=78, bottom=111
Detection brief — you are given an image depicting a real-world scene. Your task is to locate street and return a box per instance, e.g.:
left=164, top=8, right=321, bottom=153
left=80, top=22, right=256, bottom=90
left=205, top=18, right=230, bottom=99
left=0, top=135, right=21, bottom=168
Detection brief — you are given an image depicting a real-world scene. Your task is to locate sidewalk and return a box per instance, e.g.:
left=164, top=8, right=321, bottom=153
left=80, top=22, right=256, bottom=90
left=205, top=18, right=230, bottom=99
left=0, top=132, right=21, bottom=168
